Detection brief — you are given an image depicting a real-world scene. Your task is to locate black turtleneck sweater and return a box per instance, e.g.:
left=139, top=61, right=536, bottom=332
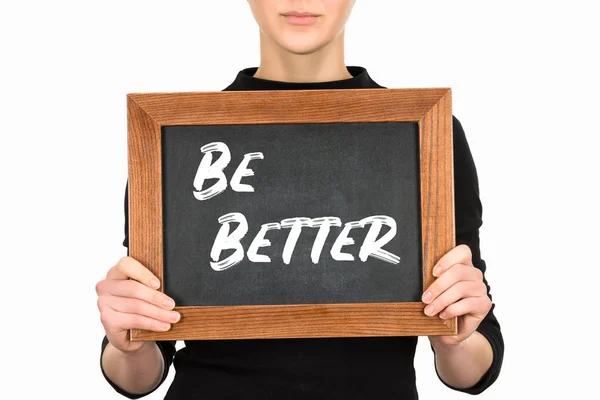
left=100, top=66, right=504, bottom=399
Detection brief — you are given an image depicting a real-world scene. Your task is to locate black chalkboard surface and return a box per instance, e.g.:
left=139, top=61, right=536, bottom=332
left=162, top=122, right=422, bottom=307
left=127, top=88, right=456, bottom=340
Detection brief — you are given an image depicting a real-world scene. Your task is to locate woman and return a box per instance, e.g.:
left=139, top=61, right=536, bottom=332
left=96, top=1, right=504, bottom=398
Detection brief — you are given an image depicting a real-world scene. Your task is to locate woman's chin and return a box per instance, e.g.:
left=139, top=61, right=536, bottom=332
left=277, top=36, right=328, bottom=56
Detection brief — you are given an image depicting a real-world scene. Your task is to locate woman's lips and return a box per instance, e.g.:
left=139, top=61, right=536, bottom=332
left=282, top=13, right=319, bottom=26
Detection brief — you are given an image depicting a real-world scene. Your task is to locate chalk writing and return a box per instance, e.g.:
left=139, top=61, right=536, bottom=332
left=192, top=142, right=401, bottom=271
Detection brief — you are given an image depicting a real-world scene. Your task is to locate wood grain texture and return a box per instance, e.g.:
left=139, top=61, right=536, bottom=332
left=127, top=88, right=449, bottom=125
left=127, top=88, right=457, bottom=341
left=419, top=90, right=455, bottom=293
left=127, top=97, right=163, bottom=285
left=132, top=303, right=454, bottom=341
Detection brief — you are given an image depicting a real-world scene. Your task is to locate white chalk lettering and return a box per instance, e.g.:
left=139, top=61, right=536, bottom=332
left=193, top=143, right=264, bottom=200
left=330, top=221, right=362, bottom=261
left=193, top=142, right=231, bottom=201
left=196, top=141, right=403, bottom=270
left=248, top=222, right=281, bottom=262
left=209, top=213, right=400, bottom=269
left=360, top=216, right=401, bottom=265
left=281, top=217, right=312, bottom=265
left=310, top=217, right=342, bottom=264
left=210, top=212, right=248, bottom=271
left=231, top=152, right=264, bottom=192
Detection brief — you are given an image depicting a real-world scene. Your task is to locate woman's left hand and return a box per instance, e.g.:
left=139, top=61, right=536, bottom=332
left=422, top=244, right=492, bottom=348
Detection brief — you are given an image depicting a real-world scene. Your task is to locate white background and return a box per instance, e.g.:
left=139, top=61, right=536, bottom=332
left=1, top=0, right=598, bottom=398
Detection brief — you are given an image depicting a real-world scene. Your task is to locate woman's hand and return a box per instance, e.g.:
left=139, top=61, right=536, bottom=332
left=96, top=256, right=181, bottom=354
left=422, top=244, right=492, bottom=348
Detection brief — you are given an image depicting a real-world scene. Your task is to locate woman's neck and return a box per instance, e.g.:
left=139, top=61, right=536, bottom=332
left=253, top=30, right=352, bottom=83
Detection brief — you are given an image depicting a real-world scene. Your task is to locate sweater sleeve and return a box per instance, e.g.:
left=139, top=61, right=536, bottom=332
left=98, top=181, right=178, bottom=398
left=431, top=115, right=504, bottom=394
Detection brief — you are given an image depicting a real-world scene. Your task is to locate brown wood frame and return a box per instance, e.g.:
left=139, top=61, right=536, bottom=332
left=127, top=88, right=456, bottom=341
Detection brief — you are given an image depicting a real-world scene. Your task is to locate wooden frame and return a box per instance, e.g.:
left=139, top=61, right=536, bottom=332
left=127, top=88, right=457, bottom=341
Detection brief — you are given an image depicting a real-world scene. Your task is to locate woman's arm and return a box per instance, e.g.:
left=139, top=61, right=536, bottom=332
left=431, top=330, right=493, bottom=388
left=101, top=340, right=165, bottom=396
left=96, top=184, right=178, bottom=398
left=423, top=243, right=496, bottom=390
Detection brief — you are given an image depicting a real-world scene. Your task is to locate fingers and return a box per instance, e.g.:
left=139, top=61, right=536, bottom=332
left=96, top=256, right=178, bottom=335
left=101, top=306, right=172, bottom=333
left=423, top=280, right=482, bottom=317
left=98, top=279, right=176, bottom=310
left=422, top=263, right=481, bottom=304
left=106, top=256, right=161, bottom=290
left=432, top=244, right=472, bottom=277
left=108, top=296, right=181, bottom=325
left=438, top=296, right=492, bottom=320
left=97, top=257, right=179, bottom=350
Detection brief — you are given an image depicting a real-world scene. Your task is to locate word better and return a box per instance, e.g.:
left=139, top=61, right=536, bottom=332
left=210, top=213, right=401, bottom=271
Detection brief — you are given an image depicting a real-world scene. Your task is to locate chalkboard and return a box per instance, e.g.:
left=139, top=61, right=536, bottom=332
left=162, top=122, right=421, bottom=307
left=127, top=88, right=456, bottom=340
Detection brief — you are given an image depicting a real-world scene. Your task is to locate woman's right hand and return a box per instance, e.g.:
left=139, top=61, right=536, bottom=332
left=96, top=256, right=181, bottom=354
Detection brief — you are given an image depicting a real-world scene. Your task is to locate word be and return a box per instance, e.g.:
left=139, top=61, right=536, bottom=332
left=193, top=141, right=263, bottom=200
left=210, top=213, right=401, bottom=271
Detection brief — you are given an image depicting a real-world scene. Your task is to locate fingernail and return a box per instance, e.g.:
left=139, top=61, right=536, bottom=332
left=151, top=278, right=160, bottom=289
left=439, top=312, right=447, bottom=319
left=433, top=265, right=442, bottom=276
left=162, top=323, right=171, bottom=331
left=163, top=298, right=175, bottom=309
left=169, top=311, right=180, bottom=322
left=425, top=305, right=435, bottom=316
left=422, top=291, right=432, bottom=303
